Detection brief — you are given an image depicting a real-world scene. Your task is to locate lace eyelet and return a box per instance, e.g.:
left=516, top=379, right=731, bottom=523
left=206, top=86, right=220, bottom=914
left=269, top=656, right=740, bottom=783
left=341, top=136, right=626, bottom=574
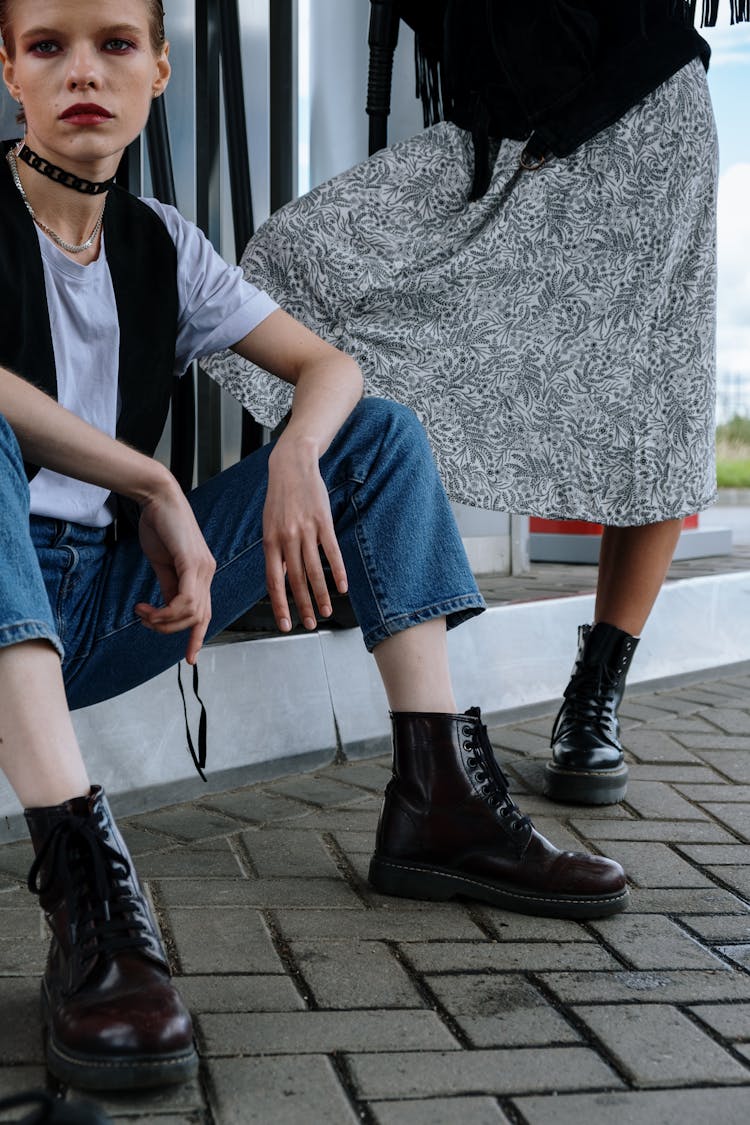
left=463, top=740, right=473, bottom=751
left=461, top=725, right=473, bottom=736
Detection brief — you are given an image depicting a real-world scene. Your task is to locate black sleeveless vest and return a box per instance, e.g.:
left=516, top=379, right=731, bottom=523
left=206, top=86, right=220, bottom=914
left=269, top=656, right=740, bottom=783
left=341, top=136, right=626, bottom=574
left=0, top=143, right=179, bottom=482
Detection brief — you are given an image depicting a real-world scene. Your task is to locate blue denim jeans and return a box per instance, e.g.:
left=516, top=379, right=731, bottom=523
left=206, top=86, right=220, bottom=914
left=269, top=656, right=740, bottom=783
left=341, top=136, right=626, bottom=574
left=0, top=400, right=484, bottom=710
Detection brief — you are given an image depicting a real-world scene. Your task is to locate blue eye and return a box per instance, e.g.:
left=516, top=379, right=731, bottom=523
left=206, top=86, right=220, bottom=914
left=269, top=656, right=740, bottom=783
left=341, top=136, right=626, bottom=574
left=30, top=40, right=60, bottom=55
left=104, top=39, right=136, bottom=53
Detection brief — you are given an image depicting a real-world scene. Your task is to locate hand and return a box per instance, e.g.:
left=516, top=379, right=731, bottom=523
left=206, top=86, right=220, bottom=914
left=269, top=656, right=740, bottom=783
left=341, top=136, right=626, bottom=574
left=263, top=437, right=348, bottom=633
left=133, top=477, right=216, bottom=664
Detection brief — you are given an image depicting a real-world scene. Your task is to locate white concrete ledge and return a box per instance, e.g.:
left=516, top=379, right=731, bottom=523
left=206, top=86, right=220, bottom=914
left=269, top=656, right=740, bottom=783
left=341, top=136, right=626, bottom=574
left=2, top=570, right=749, bottom=841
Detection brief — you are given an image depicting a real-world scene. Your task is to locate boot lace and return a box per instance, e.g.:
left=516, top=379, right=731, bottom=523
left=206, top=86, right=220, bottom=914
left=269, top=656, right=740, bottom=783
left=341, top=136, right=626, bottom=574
left=28, top=811, right=151, bottom=969
left=462, top=709, right=531, bottom=836
left=551, top=662, right=621, bottom=746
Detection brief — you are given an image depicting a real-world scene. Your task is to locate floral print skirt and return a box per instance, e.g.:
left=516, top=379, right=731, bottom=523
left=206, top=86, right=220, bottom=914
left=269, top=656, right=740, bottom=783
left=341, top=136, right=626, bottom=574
left=206, top=59, right=718, bottom=524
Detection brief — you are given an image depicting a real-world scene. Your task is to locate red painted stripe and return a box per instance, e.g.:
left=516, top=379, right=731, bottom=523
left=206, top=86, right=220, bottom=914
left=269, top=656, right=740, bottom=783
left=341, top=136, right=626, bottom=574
left=529, top=519, right=603, bottom=535
left=530, top=515, right=700, bottom=534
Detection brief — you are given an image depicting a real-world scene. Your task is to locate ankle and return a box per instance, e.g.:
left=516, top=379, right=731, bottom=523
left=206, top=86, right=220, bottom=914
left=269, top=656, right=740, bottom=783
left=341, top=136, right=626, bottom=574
left=24, top=785, right=93, bottom=815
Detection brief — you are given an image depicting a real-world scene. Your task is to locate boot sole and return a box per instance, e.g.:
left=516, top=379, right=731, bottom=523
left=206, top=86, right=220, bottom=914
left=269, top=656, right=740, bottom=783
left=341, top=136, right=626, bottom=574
left=544, top=761, right=628, bottom=805
left=368, top=855, right=629, bottom=919
left=42, top=987, right=199, bottom=1091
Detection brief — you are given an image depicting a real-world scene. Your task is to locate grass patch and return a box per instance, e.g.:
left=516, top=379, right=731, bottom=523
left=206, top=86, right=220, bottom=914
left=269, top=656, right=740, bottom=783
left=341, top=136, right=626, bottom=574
left=715, top=415, right=750, bottom=486
left=716, top=459, right=750, bottom=488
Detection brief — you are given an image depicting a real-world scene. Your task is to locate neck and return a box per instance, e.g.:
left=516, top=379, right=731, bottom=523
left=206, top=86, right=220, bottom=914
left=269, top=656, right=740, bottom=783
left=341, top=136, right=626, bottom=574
left=8, top=147, right=108, bottom=263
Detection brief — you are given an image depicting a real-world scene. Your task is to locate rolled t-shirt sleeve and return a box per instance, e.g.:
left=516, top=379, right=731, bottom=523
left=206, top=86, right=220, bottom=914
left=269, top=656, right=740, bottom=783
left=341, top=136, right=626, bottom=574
left=143, top=198, right=279, bottom=375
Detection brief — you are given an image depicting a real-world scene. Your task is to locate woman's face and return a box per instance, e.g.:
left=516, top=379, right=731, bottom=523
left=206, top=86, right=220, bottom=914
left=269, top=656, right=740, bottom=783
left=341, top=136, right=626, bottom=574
left=0, top=0, right=170, bottom=176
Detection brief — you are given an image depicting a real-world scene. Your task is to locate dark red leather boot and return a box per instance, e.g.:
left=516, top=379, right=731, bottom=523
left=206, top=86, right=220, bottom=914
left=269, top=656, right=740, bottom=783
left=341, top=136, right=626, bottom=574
left=25, top=786, right=197, bottom=1090
left=369, top=708, right=629, bottom=918
left=545, top=622, right=638, bottom=805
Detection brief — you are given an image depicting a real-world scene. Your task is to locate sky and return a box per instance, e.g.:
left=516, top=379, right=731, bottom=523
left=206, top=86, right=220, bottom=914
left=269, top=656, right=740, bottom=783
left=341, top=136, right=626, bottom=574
left=700, top=16, right=750, bottom=420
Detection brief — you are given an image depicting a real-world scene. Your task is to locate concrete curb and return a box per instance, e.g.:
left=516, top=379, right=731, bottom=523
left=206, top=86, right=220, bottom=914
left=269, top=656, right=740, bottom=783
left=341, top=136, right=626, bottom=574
left=2, top=569, right=749, bottom=841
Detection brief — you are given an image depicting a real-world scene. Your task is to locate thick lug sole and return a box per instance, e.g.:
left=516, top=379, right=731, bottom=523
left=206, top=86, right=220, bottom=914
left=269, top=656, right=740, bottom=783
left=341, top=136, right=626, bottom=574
left=544, top=760, right=628, bottom=806
left=42, top=988, right=198, bottom=1091
left=368, top=855, right=629, bottom=919
left=45, top=1036, right=199, bottom=1091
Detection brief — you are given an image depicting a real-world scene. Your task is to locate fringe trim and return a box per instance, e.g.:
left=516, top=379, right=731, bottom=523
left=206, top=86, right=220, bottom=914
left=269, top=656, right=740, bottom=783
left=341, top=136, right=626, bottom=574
left=698, top=0, right=749, bottom=24
left=414, top=37, right=445, bottom=128
left=414, top=2, right=749, bottom=124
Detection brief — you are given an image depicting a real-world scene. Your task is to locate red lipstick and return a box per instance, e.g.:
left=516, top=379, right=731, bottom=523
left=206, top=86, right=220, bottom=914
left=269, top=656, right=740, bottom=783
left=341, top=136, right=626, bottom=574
left=60, top=103, right=113, bottom=125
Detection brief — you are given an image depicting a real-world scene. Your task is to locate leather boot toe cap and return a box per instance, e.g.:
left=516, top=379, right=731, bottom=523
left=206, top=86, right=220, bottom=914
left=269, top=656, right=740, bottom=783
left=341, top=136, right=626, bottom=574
left=552, top=732, right=624, bottom=771
left=551, top=850, right=628, bottom=897
left=51, top=958, right=194, bottom=1058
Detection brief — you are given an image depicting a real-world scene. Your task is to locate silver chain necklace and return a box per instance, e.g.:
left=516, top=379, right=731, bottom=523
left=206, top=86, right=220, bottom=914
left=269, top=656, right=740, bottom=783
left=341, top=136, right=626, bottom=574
left=6, top=144, right=105, bottom=254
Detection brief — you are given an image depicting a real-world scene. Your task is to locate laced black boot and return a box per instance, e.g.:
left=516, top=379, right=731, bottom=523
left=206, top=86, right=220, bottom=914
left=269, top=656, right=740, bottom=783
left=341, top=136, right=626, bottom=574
left=25, top=786, right=197, bottom=1090
left=369, top=707, right=629, bottom=918
left=545, top=622, right=638, bottom=805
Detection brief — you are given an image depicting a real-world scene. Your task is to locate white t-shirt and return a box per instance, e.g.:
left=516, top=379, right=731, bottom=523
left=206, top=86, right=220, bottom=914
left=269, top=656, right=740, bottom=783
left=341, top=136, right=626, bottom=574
left=28, top=198, right=278, bottom=527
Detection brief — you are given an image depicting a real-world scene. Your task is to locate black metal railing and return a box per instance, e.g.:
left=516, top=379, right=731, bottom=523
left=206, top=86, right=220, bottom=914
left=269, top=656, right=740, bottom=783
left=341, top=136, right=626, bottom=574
left=120, top=0, right=296, bottom=487
left=367, top=0, right=400, bottom=156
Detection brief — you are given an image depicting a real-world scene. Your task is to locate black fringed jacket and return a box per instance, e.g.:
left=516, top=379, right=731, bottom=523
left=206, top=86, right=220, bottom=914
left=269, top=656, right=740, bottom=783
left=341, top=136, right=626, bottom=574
left=398, top=0, right=746, bottom=194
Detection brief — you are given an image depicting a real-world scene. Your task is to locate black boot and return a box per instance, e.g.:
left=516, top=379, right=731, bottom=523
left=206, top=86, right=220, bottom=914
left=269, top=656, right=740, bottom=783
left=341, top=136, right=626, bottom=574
left=25, top=786, right=198, bottom=1091
left=544, top=622, right=638, bottom=805
left=368, top=708, right=629, bottom=919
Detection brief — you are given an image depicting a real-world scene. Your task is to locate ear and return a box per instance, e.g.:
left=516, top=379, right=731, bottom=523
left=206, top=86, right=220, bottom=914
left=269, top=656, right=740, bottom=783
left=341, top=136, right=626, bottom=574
left=0, top=46, right=20, bottom=103
left=152, top=41, right=170, bottom=99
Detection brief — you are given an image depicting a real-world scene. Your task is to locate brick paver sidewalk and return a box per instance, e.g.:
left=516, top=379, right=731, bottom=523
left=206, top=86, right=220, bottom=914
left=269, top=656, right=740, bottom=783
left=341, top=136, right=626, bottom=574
left=1, top=671, right=749, bottom=1124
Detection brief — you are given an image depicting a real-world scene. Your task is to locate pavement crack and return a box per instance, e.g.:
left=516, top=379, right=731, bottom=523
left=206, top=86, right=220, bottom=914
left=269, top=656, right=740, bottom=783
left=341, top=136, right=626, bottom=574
left=389, top=940, right=475, bottom=1049
left=227, top=831, right=260, bottom=878
left=145, top=877, right=184, bottom=976
left=680, top=1003, right=750, bottom=1069
left=322, top=830, right=376, bottom=907
left=329, top=1052, right=377, bottom=1123
left=262, top=908, right=318, bottom=1009
left=528, top=971, right=637, bottom=1090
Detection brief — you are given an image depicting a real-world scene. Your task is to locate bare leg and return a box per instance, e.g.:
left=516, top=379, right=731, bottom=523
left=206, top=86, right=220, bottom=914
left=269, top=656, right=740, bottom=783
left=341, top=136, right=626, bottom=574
left=595, top=519, right=683, bottom=635
left=0, top=640, right=90, bottom=808
left=373, top=617, right=457, bottom=713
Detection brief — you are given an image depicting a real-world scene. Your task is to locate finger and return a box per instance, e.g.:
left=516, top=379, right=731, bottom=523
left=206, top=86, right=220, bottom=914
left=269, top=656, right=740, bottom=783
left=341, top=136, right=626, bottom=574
left=134, top=602, right=169, bottom=629
left=319, top=526, right=348, bottom=594
left=136, top=611, right=197, bottom=635
left=186, top=607, right=210, bottom=664
left=264, top=544, right=293, bottom=632
left=284, top=546, right=317, bottom=630
left=135, top=592, right=204, bottom=631
left=301, top=540, right=332, bottom=619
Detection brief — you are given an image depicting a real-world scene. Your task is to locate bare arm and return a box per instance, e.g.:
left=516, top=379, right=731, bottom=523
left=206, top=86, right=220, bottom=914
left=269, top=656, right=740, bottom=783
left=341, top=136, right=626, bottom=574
left=232, top=308, right=364, bottom=452
left=0, top=364, right=173, bottom=500
left=0, top=365, right=215, bottom=663
left=232, top=309, right=364, bottom=632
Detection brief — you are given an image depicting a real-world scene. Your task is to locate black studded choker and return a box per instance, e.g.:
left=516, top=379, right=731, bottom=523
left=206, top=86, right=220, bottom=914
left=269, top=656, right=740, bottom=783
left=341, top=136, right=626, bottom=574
left=15, top=143, right=115, bottom=195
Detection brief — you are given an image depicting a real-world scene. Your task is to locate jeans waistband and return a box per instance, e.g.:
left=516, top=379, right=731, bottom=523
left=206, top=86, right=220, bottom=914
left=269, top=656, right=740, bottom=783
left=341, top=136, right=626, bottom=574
left=30, top=516, right=118, bottom=549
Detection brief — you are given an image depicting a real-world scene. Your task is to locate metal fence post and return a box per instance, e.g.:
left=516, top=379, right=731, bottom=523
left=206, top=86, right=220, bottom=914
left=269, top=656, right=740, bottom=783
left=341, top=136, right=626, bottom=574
left=195, top=0, right=224, bottom=482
